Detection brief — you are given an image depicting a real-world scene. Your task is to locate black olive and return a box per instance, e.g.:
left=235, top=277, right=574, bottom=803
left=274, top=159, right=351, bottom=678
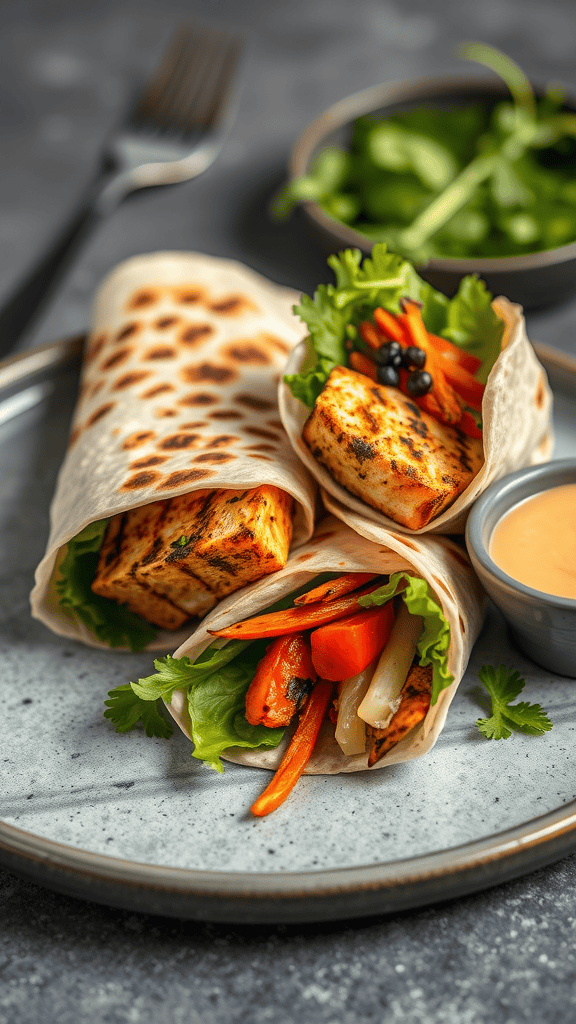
left=377, top=364, right=400, bottom=387
left=406, top=370, right=433, bottom=397
left=404, top=345, right=426, bottom=369
left=375, top=340, right=402, bottom=366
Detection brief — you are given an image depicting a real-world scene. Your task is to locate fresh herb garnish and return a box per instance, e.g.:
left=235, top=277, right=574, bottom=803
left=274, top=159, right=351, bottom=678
left=104, top=685, right=173, bottom=738
left=476, top=664, right=553, bottom=739
left=176, top=535, right=189, bottom=546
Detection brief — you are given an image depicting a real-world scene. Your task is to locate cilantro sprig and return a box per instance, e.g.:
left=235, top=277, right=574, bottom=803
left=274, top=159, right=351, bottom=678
left=476, top=665, right=553, bottom=740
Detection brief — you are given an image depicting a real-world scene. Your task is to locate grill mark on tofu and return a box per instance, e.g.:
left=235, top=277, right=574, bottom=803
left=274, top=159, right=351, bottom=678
left=399, top=435, right=423, bottom=460
left=348, top=436, right=376, bottom=462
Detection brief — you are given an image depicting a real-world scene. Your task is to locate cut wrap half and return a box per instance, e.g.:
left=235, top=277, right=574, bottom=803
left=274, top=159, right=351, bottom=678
left=31, top=252, right=316, bottom=652
left=279, top=245, right=553, bottom=534
left=137, top=514, right=485, bottom=813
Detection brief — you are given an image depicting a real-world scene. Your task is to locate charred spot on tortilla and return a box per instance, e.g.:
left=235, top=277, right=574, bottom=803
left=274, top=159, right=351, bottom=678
left=89, top=380, right=104, bottom=399
left=100, top=348, right=132, bottom=371
left=208, top=295, right=257, bottom=316
left=314, top=530, right=335, bottom=543
left=536, top=375, right=545, bottom=409
left=115, top=322, right=140, bottom=342
left=266, top=419, right=284, bottom=431
left=158, top=433, right=200, bottom=450
left=250, top=454, right=272, bottom=460
left=141, top=384, right=175, bottom=399
left=181, top=363, right=237, bottom=385
left=193, top=452, right=237, bottom=464
left=174, top=287, right=205, bottom=305
left=265, top=334, right=291, bottom=355
left=180, top=323, right=214, bottom=345
left=155, top=316, right=180, bottom=330
left=296, top=551, right=314, bottom=561
left=130, top=455, right=168, bottom=469
left=120, top=471, right=160, bottom=490
left=303, top=366, right=483, bottom=530
left=161, top=469, right=215, bottom=487
left=234, top=393, right=274, bottom=411
left=128, top=289, right=160, bottom=309
left=179, top=391, right=218, bottom=407
left=68, top=428, right=80, bottom=448
left=179, top=421, right=207, bottom=429
left=144, top=346, right=177, bottom=360
left=432, top=575, right=452, bottom=598
left=209, top=409, right=244, bottom=420
left=122, top=430, right=156, bottom=450
left=245, top=443, right=276, bottom=452
left=221, top=342, right=272, bottom=365
left=86, top=403, right=115, bottom=427
left=113, top=371, right=150, bottom=390
left=154, top=408, right=177, bottom=418
left=86, top=335, right=106, bottom=364
left=206, top=435, right=239, bottom=448
left=245, top=426, right=280, bottom=441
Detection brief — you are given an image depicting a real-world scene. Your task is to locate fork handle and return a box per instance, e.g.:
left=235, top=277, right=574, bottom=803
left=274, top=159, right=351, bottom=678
left=0, top=169, right=129, bottom=357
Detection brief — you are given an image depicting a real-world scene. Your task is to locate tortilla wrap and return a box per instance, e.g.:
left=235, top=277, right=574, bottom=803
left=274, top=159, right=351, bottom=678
left=279, top=296, right=554, bottom=535
left=31, top=251, right=316, bottom=650
left=166, top=513, right=485, bottom=774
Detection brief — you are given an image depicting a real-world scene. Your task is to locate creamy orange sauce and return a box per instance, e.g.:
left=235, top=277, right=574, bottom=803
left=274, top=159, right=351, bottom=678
left=489, top=483, right=576, bottom=599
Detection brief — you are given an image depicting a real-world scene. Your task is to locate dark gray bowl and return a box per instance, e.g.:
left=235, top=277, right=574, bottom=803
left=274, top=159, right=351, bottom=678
left=465, top=459, right=576, bottom=676
left=289, top=77, right=576, bottom=310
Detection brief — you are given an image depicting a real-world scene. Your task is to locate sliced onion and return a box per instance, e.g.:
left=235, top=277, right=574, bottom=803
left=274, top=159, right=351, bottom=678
left=357, top=604, right=422, bottom=729
left=334, top=661, right=377, bottom=756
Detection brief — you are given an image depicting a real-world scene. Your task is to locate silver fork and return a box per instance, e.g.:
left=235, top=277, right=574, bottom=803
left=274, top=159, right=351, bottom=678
left=0, top=22, right=244, bottom=357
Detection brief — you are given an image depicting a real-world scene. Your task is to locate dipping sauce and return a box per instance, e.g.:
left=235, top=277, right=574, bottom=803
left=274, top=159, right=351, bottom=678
left=489, top=483, right=576, bottom=599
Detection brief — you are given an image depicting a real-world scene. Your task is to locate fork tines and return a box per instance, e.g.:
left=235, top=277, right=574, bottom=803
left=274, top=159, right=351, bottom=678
left=133, top=23, right=243, bottom=135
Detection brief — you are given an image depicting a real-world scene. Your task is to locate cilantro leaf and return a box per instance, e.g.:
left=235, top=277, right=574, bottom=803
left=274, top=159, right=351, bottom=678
left=359, top=572, right=452, bottom=704
left=476, top=665, right=553, bottom=740
left=56, top=521, right=156, bottom=652
left=104, top=685, right=173, bottom=739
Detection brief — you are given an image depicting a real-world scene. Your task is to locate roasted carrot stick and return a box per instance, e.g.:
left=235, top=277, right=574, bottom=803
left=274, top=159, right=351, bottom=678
left=358, top=320, right=384, bottom=350
left=373, top=307, right=407, bottom=344
left=367, top=664, right=432, bottom=767
left=457, top=410, right=483, bottom=440
left=398, top=299, right=463, bottom=425
left=293, top=573, right=379, bottom=606
left=350, top=350, right=377, bottom=380
left=245, top=633, right=317, bottom=728
left=209, top=582, right=383, bottom=640
left=310, top=601, right=395, bottom=682
left=439, top=358, right=484, bottom=411
left=415, top=390, right=482, bottom=440
left=250, top=680, right=335, bottom=816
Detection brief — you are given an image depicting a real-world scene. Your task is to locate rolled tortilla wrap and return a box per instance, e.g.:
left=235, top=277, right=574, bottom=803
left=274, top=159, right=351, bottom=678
left=30, top=251, right=316, bottom=651
left=279, top=296, right=553, bottom=535
left=166, top=514, right=485, bottom=774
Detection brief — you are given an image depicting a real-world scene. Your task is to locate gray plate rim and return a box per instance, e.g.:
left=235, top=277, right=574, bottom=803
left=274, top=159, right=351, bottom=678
left=1, top=334, right=576, bottom=924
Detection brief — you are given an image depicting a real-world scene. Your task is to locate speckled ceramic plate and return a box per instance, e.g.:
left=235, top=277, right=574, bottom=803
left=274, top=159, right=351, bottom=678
left=1, top=337, right=576, bottom=924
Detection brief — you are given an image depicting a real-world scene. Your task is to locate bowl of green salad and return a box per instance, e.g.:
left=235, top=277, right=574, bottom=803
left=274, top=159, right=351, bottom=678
left=273, top=44, right=576, bottom=309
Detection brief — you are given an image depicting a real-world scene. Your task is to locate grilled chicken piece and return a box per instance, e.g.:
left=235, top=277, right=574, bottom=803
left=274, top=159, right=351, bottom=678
left=91, top=506, right=192, bottom=631
left=92, top=485, right=294, bottom=629
left=135, top=485, right=294, bottom=599
left=303, top=366, right=484, bottom=529
left=367, top=663, right=432, bottom=766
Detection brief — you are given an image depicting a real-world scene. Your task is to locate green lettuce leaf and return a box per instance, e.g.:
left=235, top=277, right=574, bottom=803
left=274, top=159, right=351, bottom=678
left=359, top=571, right=452, bottom=704
left=56, top=521, right=156, bottom=652
left=104, top=684, right=174, bottom=738
left=284, top=243, right=503, bottom=405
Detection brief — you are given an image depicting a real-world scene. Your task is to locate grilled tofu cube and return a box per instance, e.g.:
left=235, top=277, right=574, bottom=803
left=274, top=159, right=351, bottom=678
left=91, top=507, right=191, bottom=631
left=135, top=485, right=294, bottom=599
left=303, top=365, right=484, bottom=530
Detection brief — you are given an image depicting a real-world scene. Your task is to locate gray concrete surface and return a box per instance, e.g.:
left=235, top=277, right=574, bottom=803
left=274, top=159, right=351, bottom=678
left=1, top=0, right=576, bottom=1021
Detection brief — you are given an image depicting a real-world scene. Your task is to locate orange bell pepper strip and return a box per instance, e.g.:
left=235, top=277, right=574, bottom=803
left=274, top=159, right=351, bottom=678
left=457, top=410, right=483, bottom=440
left=437, top=357, right=484, bottom=411
left=293, top=572, right=379, bottom=606
left=427, top=333, right=482, bottom=374
left=310, top=601, right=395, bottom=682
left=209, top=582, right=384, bottom=640
left=245, top=633, right=317, bottom=728
left=358, top=320, right=384, bottom=350
left=398, top=299, right=463, bottom=425
left=250, top=680, right=335, bottom=816
left=349, top=350, right=377, bottom=381
left=414, top=389, right=483, bottom=439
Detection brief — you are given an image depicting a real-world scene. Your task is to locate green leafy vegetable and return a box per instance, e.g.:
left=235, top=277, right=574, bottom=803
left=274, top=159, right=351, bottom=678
left=104, top=685, right=173, bottom=739
left=56, top=521, right=156, bottom=652
left=476, top=664, right=553, bottom=739
left=359, top=572, right=452, bottom=704
left=284, top=243, right=503, bottom=405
